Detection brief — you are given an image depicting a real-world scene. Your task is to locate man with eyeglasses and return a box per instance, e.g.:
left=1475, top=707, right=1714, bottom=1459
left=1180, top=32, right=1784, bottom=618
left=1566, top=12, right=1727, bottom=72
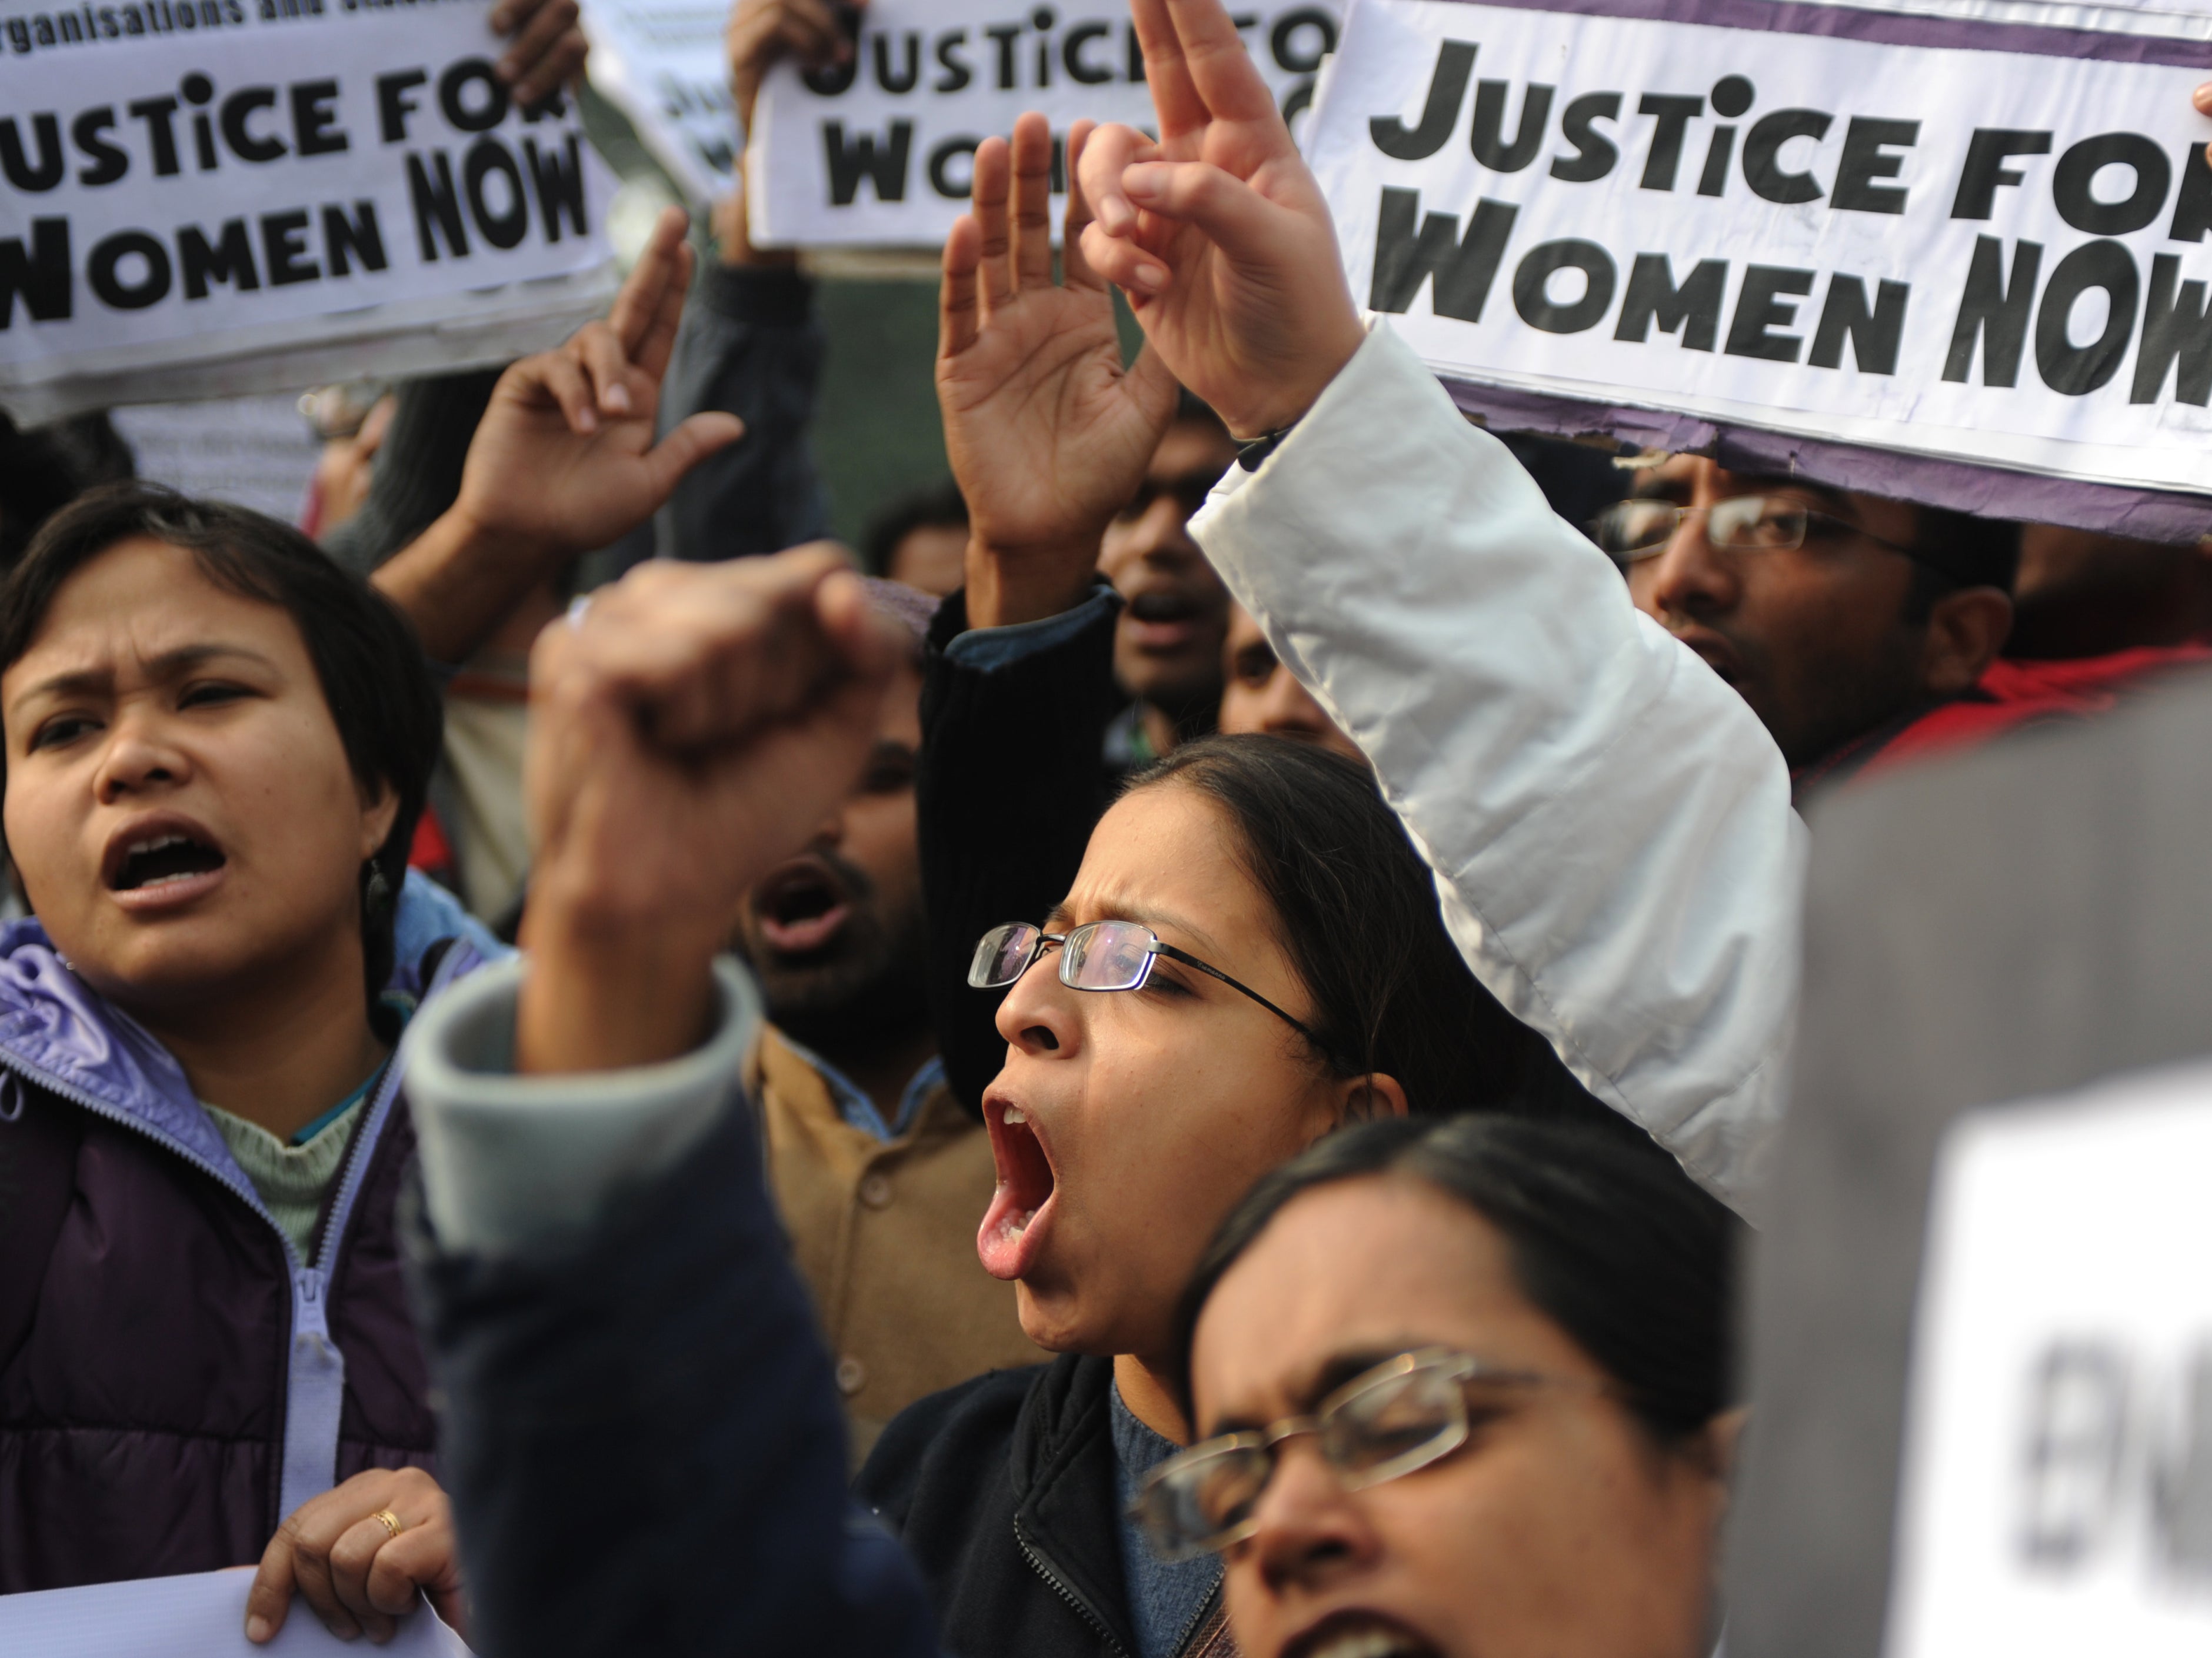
left=1597, top=457, right=2020, bottom=783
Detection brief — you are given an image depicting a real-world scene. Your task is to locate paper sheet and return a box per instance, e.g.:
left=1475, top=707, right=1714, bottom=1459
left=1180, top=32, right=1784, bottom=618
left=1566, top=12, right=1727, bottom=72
left=0, top=1569, right=473, bottom=1658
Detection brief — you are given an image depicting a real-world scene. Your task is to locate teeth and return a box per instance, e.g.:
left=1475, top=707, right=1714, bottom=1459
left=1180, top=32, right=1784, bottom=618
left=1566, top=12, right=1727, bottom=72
left=1002, top=1106, right=1027, bottom=1126
left=129, top=833, right=189, bottom=856
left=1311, top=1631, right=1420, bottom=1658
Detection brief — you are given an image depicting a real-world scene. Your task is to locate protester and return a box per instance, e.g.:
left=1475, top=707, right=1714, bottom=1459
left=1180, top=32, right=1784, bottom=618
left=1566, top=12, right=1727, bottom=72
left=0, top=485, right=476, bottom=1632
left=863, top=480, right=970, bottom=595
left=1216, top=602, right=1360, bottom=760
left=1162, top=1114, right=1741, bottom=1658
left=395, top=547, right=1734, bottom=1658
left=1607, top=455, right=2020, bottom=782
left=733, top=604, right=1042, bottom=1458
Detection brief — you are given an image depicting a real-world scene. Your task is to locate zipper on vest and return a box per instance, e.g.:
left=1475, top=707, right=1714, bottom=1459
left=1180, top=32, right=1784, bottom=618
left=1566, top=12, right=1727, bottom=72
left=0, top=941, right=471, bottom=1527
left=1013, top=1514, right=1133, bottom=1658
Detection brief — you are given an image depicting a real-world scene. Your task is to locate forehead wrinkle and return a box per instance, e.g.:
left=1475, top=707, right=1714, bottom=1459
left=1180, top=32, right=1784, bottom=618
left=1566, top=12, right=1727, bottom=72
left=1057, top=885, right=1225, bottom=957
left=7, top=642, right=279, bottom=718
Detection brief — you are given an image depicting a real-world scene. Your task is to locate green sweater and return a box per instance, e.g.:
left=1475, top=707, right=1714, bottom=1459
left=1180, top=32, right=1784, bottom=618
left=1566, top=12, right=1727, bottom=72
left=204, top=1077, right=378, bottom=1263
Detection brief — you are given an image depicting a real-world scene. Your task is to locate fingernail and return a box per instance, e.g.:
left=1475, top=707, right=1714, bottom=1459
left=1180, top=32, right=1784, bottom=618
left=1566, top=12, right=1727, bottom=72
left=576, top=408, right=597, bottom=432
left=1124, top=172, right=1161, bottom=202
left=1132, top=263, right=1167, bottom=292
left=604, top=384, right=632, bottom=414
left=245, top=1617, right=271, bottom=1644
left=1099, top=198, right=1131, bottom=232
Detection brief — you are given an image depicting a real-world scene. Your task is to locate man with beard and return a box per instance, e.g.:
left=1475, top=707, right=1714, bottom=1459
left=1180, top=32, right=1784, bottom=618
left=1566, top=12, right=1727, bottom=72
left=734, top=617, right=1042, bottom=1462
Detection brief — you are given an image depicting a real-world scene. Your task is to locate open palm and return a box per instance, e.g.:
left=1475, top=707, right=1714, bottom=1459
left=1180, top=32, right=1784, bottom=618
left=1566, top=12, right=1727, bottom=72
left=938, top=115, right=1177, bottom=580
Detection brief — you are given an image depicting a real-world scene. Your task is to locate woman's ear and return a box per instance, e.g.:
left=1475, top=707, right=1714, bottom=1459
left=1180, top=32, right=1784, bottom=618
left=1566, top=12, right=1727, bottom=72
left=358, top=782, right=401, bottom=862
left=1337, top=1073, right=1410, bottom=1126
left=1690, top=1405, right=1750, bottom=1487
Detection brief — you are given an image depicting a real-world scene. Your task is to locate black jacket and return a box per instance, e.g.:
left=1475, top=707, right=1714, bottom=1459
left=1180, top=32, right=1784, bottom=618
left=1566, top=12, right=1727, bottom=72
left=918, top=588, right=1127, bottom=1116
left=857, top=1354, right=1232, bottom=1658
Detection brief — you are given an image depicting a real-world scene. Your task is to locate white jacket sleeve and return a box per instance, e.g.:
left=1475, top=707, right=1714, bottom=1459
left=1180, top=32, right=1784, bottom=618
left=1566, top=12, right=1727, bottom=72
left=1191, top=321, right=1804, bottom=1212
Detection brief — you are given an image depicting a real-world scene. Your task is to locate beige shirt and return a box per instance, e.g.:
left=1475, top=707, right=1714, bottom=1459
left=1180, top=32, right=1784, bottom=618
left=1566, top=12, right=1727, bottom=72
left=748, top=1027, right=1047, bottom=1465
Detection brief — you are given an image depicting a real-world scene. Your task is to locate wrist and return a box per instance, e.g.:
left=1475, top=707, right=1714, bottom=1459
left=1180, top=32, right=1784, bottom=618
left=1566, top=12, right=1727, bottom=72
left=1225, top=318, right=1367, bottom=442
left=962, top=531, right=1108, bottom=630
left=515, top=903, right=724, bottom=1074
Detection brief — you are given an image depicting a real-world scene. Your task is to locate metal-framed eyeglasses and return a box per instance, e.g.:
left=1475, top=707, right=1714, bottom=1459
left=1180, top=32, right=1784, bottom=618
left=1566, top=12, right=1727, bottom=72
left=1591, top=493, right=1920, bottom=564
left=1132, top=1347, right=1613, bottom=1562
left=969, top=919, right=1320, bottom=1046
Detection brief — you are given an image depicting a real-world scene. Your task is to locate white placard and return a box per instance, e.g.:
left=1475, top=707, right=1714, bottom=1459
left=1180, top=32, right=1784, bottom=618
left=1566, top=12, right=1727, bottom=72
left=748, top=0, right=1341, bottom=245
left=0, top=1567, right=472, bottom=1657
left=1302, top=0, right=2212, bottom=498
left=1887, top=1060, right=2212, bottom=1658
left=0, top=0, right=619, bottom=421
left=581, top=0, right=742, bottom=204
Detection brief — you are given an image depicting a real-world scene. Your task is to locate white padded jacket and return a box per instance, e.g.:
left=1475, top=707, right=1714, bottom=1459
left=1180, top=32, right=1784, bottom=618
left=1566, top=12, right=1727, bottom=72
left=1192, top=321, right=1806, bottom=1215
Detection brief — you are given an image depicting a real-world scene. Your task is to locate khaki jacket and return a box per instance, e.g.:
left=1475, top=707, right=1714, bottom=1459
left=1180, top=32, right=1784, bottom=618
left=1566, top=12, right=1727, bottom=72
left=748, top=1027, right=1046, bottom=1462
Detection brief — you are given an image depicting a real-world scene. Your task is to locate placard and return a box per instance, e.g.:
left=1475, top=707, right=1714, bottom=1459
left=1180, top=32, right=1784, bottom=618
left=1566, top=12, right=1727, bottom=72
left=579, top=0, right=741, bottom=204
left=1886, top=1061, right=2212, bottom=1657
left=0, top=0, right=619, bottom=422
left=1301, top=0, right=2212, bottom=512
left=748, top=0, right=1340, bottom=245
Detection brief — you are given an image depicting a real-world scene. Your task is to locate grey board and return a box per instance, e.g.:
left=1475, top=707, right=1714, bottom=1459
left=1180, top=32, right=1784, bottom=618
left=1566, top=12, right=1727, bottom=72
left=1724, top=664, right=2212, bottom=1658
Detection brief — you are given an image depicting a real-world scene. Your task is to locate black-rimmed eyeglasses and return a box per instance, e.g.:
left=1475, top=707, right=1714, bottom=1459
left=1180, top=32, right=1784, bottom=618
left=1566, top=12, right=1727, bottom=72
left=969, top=920, right=1320, bottom=1046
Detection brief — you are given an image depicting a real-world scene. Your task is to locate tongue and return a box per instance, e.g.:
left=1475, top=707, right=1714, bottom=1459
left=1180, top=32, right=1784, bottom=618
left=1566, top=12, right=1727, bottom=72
left=977, top=1184, right=1049, bottom=1280
left=759, top=902, right=849, bottom=953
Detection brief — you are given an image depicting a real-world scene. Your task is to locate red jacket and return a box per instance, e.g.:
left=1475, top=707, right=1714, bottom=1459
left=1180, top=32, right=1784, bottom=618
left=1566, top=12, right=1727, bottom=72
left=1796, top=645, right=2212, bottom=797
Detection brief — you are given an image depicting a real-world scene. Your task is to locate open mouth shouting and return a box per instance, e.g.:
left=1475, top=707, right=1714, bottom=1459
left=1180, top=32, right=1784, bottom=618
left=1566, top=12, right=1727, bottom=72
left=1282, top=1612, right=1446, bottom=1658
left=102, top=815, right=228, bottom=912
left=750, top=856, right=852, bottom=956
left=1122, top=587, right=1217, bottom=657
left=978, top=1091, right=1059, bottom=1281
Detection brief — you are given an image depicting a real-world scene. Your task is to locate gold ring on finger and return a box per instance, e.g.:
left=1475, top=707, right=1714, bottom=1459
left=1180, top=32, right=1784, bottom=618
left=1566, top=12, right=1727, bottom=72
left=369, top=1508, right=405, bottom=1540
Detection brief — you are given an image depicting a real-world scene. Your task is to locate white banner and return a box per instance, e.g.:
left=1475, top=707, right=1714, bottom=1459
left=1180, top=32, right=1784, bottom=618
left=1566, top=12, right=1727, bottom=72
left=1887, top=1062, right=2212, bottom=1657
left=748, top=0, right=1340, bottom=245
left=1302, top=0, right=2212, bottom=500
left=580, top=0, right=741, bottom=204
left=0, top=0, right=619, bottom=421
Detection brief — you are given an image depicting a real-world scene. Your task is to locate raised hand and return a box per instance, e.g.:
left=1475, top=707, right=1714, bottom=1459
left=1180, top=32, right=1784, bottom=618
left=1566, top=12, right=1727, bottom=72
left=517, top=548, right=910, bottom=1075
left=940, top=112, right=1178, bottom=627
left=451, top=207, right=745, bottom=565
left=1073, top=0, right=1365, bottom=440
left=245, top=1467, right=467, bottom=1647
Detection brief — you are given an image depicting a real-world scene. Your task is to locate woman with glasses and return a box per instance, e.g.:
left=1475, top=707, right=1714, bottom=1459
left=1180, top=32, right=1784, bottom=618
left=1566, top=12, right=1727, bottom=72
left=858, top=734, right=1641, bottom=1658
left=1151, top=1113, right=1743, bottom=1658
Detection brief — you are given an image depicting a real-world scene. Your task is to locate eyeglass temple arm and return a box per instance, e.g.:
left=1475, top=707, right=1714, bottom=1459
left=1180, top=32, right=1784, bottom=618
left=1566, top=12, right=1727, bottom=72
left=1151, top=943, right=1324, bottom=1046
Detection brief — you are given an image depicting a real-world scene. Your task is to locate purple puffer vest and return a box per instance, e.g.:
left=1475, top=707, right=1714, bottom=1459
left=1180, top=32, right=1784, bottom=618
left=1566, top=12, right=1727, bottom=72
left=0, top=919, right=480, bottom=1593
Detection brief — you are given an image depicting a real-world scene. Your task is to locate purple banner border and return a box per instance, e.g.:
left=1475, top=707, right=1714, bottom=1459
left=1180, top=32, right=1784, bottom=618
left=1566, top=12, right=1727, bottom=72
left=1440, top=376, right=2212, bottom=542
left=1429, top=0, right=2212, bottom=68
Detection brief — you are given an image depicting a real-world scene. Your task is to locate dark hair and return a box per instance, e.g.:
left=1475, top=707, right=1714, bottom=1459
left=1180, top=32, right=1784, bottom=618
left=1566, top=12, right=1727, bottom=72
left=1127, top=735, right=1634, bottom=1136
left=861, top=478, right=967, bottom=578
left=0, top=482, right=443, bottom=1021
left=1176, top=1115, right=1741, bottom=1442
left=1906, top=506, right=2020, bottom=600
left=0, top=411, right=134, bottom=571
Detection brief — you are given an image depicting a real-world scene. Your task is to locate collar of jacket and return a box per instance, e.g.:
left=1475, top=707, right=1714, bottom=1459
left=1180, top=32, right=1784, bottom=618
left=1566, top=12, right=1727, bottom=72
left=1009, top=1353, right=1231, bottom=1658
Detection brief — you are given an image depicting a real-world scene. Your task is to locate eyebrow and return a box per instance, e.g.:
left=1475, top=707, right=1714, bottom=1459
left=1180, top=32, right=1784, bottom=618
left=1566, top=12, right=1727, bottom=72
left=10, top=642, right=282, bottom=716
left=1206, top=1343, right=1438, bottom=1434
left=1040, top=894, right=1225, bottom=958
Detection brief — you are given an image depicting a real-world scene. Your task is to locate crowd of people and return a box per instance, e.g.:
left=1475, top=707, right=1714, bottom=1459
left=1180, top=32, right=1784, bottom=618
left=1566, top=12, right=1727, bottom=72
left=0, top=0, right=2207, bottom=1654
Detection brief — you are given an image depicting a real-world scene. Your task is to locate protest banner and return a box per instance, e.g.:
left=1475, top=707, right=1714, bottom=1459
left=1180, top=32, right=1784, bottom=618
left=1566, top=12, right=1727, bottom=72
left=1302, top=0, right=2212, bottom=532
left=579, top=0, right=741, bottom=204
left=0, top=0, right=619, bottom=422
left=746, top=0, right=1341, bottom=245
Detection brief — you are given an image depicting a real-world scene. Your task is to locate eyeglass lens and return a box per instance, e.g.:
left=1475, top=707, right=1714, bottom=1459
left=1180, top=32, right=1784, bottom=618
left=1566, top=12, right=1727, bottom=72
left=969, top=923, right=1041, bottom=988
left=1060, top=921, right=1156, bottom=991
left=1597, top=496, right=1809, bottom=557
left=1144, top=1359, right=1471, bottom=1557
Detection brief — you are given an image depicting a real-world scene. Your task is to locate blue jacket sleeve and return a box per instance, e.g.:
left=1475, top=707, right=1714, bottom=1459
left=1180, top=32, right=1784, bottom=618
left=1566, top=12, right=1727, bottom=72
left=402, top=1066, right=940, bottom=1658
left=654, top=263, right=831, bottom=562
